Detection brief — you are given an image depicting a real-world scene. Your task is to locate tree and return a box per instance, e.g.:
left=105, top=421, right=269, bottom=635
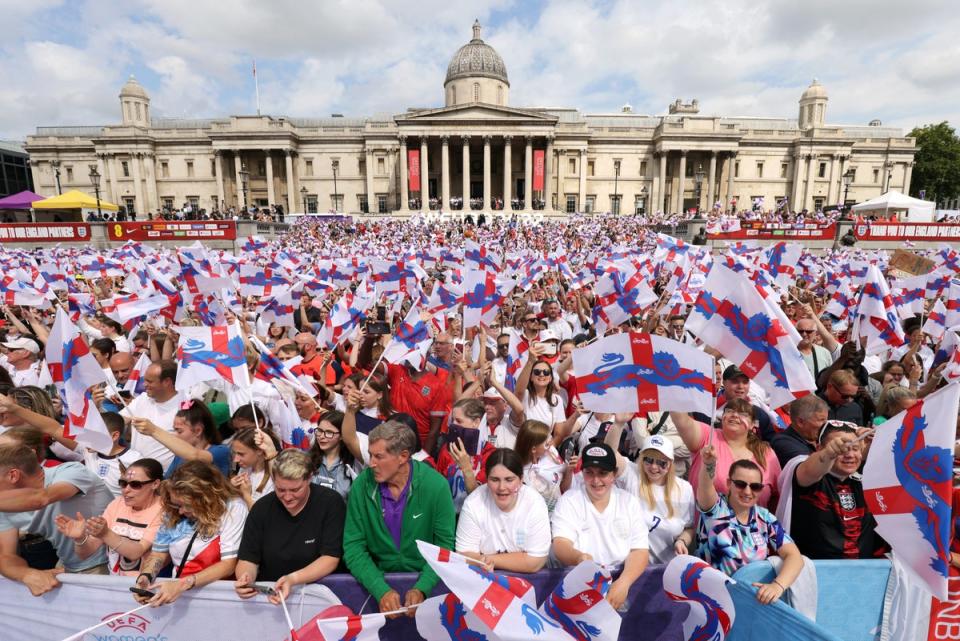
left=908, top=122, right=960, bottom=205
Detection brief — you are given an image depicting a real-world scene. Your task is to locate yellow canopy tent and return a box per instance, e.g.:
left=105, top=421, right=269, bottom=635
left=33, top=190, right=120, bottom=211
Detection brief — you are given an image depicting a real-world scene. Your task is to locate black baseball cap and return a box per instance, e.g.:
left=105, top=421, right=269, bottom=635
left=581, top=443, right=616, bottom=472
left=723, top=364, right=749, bottom=381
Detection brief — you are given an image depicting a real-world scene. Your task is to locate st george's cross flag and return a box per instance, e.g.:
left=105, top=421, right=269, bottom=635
left=852, top=265, right=906, bottom=354
left=293, top=604, right=386, bottom=641
left=382, top=305, right=433, bottom=369
left=462, top=270, right=516, bottom=329
left=663, top=554, right=736, bottom=641
left=45, top=308, right=113, bottom=454
left=573, top=332, right=714, bottom=416
left=922, top=299, right=948, bottom=341
left=416, top=540, right=571, bottom=641
left=540, top=560, right=620, bottom=641
left=123, top=352, right=152, bottom=396
left=318, top=280, right=376, bottom=349
left=863, top=383, right=960, bottom=601
left=416, top=593, right=496, bottom=641
left=687, top=262, right=815, bottom=409
left=174, top=323, right=249, bottom=392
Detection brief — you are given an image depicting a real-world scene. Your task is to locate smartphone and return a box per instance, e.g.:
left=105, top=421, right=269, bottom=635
left=237, top=583, right=277, bottom=596
left=129, top=587, right=155, bottom=598
left=366, top=305, right=390, bottom=335
left=536, top=341, right=558, bottom=357
left=118, top=390, right=133, bottom=400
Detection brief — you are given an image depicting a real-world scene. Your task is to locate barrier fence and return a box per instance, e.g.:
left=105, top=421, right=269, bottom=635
left=0, top=560, right=896, bottom=641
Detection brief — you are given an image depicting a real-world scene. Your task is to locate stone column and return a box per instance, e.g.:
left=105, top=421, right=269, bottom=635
left=131, top=153, right=146, bottom=217
left=790, top=151, right=804, bottom=210
left=826, top=153, right=838, bottom=206
left=265, top=151, right=276, bottom=206
left=904, top=162, right=914, bottom=194
left=420, top=137, right=429, bottom=206
left=726, top=152, right=737, bottom=209
left=503, top=136, right=513, bottom=212
left=657, top=152, right=667, bottom=213
left=523, top=136, right=533, bottom=213
left=398, top=137, right=409, bottom=212
left=707, top=151, right=717, bottom=210
left=144, top=153, right=158, bottom=214
left=283, top=150, right=295, bottom=212
left=461, top=136, right=470, bottom=208
left=96, top=154, right=112, bottom=205
left=109, top=155, right=122, bottom=205
left=578, top=149, right=587, bottom=212
left=215, top=151, right=226, bottom=210
left=365, top=148, right=376, bottom=214
left=234, top=151, right=245, bottom=208
left=675, top=151, right=687, bottom=214
left=440, top=136, right=450, bottom=212
left=544, top=137, right=554, bottom=211
left=804, top=153, right=816, bottom=211
left=836, top=155, right=847, bottom=205
left=483, top=136, right=491, bottom=211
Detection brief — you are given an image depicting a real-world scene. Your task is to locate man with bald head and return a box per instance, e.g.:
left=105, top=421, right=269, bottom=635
left=109, top=352, right=135, bottom=387
left=294, top=332, right=326, bottom=380
left=120, top=360, right=185, bottom=471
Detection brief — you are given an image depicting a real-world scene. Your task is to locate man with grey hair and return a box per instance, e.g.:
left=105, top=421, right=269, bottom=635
left=235, top=449, right=344, bottom=604
left=343, top=420, right=455, bottom=618
left=771, top=394, right=830, bottom=466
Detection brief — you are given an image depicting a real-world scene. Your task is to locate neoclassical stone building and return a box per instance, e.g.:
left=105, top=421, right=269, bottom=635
left=26, top=20, right=915, bottom=217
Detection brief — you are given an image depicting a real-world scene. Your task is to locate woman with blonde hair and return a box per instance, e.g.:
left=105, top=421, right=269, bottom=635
left=132, top=460, right=248, bottom=606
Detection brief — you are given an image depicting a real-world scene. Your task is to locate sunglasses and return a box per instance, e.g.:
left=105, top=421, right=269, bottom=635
left=817, top=419, right=859, bottom=443
left=730, top=479, right=764, bottom=493
left=797, top=329, right=816, bottom=335
left=118, top=479, right=155, bottom=490
left=642, top=456, right=670, bottom=469
left=532, top=369, right=552, bottom=376
left=524, top=318, right=539, bottom=323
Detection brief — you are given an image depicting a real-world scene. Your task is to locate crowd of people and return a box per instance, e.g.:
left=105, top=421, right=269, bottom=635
left=0, top=213, right=955, bottom=629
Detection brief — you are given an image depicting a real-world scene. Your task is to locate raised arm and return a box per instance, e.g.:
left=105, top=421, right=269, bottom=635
left=131, top=418, right=213, bottom=464
left=670, top=411, right=706, bottom=455
left=695, top=444, right=720, bottom=511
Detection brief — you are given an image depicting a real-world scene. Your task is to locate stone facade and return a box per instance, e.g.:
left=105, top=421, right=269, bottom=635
left=25, top=22, right=915, bottom=217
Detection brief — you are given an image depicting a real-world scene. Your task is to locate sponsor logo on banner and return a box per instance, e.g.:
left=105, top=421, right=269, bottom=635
left=94, top=611, right=168, bottom=641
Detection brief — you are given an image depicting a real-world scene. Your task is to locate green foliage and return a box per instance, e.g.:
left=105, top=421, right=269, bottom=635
left=908, top=122, right=960, bottom=204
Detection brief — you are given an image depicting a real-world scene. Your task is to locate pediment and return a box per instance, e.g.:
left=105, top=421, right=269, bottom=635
left=396, top=104, right=558, bottom=124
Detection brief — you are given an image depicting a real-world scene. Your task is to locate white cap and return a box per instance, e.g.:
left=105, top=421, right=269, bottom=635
left=1, top=337, right=40, bottom=355
left=641, top=434, right=675, bottom=460
left=539, top=328, right=559, bottom=342
left=482, top=387, right=503, bottom=400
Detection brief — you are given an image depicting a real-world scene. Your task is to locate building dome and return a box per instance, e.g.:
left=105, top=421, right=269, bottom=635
left=445, top=20, right=509, bottom=86
left=800, top=78, right=827, bottom=101
left=120, top=75, right=150, bottom=99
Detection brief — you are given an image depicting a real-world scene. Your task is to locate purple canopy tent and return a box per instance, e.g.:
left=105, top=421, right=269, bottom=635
left=0, top=190, right=44, bottom=222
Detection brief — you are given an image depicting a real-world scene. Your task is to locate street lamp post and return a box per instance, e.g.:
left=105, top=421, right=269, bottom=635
left=842, top=168, right=855, bottom=211
left=239, top=164, right=249, bottom=214
left=88, top=165, right=102, bottom=220
left=51, top=160, right=62, bottom=195
left=300, top=186, right=308, bottom=214
left=694, top=163, right=705, bottom=214
left=613, top=160, right=620, bottom=215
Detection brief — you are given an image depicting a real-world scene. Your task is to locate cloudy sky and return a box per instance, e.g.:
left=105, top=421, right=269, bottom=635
left=1, top=0, right=957, bottom=141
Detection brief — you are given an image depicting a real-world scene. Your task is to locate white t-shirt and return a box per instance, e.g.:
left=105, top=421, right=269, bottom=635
left=546, top=318, right=573, bottom=342
left=522, top=394, right=566, bottom=429
left=551, top=485, right=649, bottom=569
left=242, top=467, right=275, bottom=504
left=83, top=446, right=145, bottom=497
left=456, top=485, right=551, bottom=558
left=122, top=392, right=188, bottom=472
left=638, top=479, right=696, bottom=564
left=152, top=498, right=248, bottom=576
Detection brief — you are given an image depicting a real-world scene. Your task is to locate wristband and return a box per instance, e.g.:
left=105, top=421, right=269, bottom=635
left=76, top=534, right=89, bottom=546
left=772, top=579, right=786, bottom=592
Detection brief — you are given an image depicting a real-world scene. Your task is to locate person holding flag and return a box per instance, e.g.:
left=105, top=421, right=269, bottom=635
left=131, top=399, right=232, bottom=478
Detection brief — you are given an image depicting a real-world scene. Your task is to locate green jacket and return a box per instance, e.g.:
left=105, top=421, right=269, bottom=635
left=343, top=460, right=456, bottom=600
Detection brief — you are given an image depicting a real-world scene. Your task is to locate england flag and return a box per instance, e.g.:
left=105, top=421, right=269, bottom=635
left=663, top=554, right=736, bottom=641
left=174, top=323, right=249, bottom=392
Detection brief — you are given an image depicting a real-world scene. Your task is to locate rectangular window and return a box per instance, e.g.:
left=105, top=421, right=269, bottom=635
left=123, top=197, right=135, bottom=214
left=211, top=160, right=216, bottom=176
left=634, top=195, right=646, bottom=215
left=122, top=161, right=130, bottom=177
left=685, top=162, right=693, bottom=178
left=569, top=158, right=576, bottom=174
left=639, top=160, right=647, bottom=176
left=813, top=197, right=825, bottom=210
left=566, top=195, right=576, bottom=213
left=610, top=195, right=621, bottom=215
left=377, top=157, right=386, bottom=174
left=331, top=194, right=343, bottom=211
left=377, top=194, right=388, bottom=213
left=160, top=161, right=169, bottom=178
left=588, top=160, right=595, bottom=177
left=873, top=169, right=880, bottom=183
left=358, top=194, right=369, bottom=213
left=756, top=162, right=764, bottom=178
left=734, top=161, right=740, bottom=178
left=306, top=195, right=318, bottom=213
left=305, top=160, right=314, bottom=176
left=257, top=161, right=266, bottom=176
left=850, top=167, right=857, bottom=182
left=780, top=162, right=788, bottom=178
left=818, top=162, right=827, bottom=178
left=211, top=195, right=219, bottom=209
left=359, top=160, right=366, bottom=176
left=188, top=196, right=199, bottom=208
left=162, top=197, right=174, bottom=210
left=186, top=161, right=194, bottom=177
left=585, top=195, right=595, bottom=213
left=66, top=166, right=73, bottom=182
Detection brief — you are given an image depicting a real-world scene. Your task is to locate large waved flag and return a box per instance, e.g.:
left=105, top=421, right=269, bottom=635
left=591, top=270, right=656, bottom=336
left=259, top=284, right=301, bottom=329
left=945, top=280, right=960, bottom=329
left=687, top=262, right=815, bottom=409
left=663, top=554, right=736, bottom=641
left=760, top=241, right=802, bottom=291
left=174, top=323, right=249, bottom=392
left=382, top=305, right=433, bottom=369
left=462, top=270, right=516, bottom=329
left=238, top=263, right=289, bottom=297
left=313, top=611, right=386, bottom=641
left=863, top=383, right=960, bottom=601
left=416, top=593, right=495, bottom=641
left=416, top=540, right=569, bottom=641
left=248, top=335, right=311, bottom=397
left=503, top=330, right=527, bottom=392
left=317, top=280, right=376, bottom=349
left=123, top=352, right=152, bottom=396
left=540, top=560, right=620, bottom=641
left=423, top=280, right=464, bottom=316
left=852, top=265, right=906, bottom=354
left=573, top=332, right=714, bottom=416
left=933, top=330, right=960, bottom=383
left=45, top=308, right=113, bottom=454
left=113, top=293, right=173, bottom=322
left=464, top=239, right=502, bottom=272
left=923, top=299, right=948, bottom=341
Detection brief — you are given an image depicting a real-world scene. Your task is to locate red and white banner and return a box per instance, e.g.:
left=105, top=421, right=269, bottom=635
left=533, top=149, right=545, bottom=191
left=855, top=223, right=960, bottom=241
left=707, top=222, right=835, bottom=240
left=0, top=222, right=91, bottom=243
left=408, top=149, right=421, bottom=192
left=928, top=566, right=960, bottom=640
left=107, top=221, right=236, bottom=241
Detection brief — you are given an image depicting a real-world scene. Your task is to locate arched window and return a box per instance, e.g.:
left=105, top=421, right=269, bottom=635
left=473, top=83, right=480, bottom=102
left=451, top=85, right=456, bottom=104
left=135, top=103, right=142, bottom=120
